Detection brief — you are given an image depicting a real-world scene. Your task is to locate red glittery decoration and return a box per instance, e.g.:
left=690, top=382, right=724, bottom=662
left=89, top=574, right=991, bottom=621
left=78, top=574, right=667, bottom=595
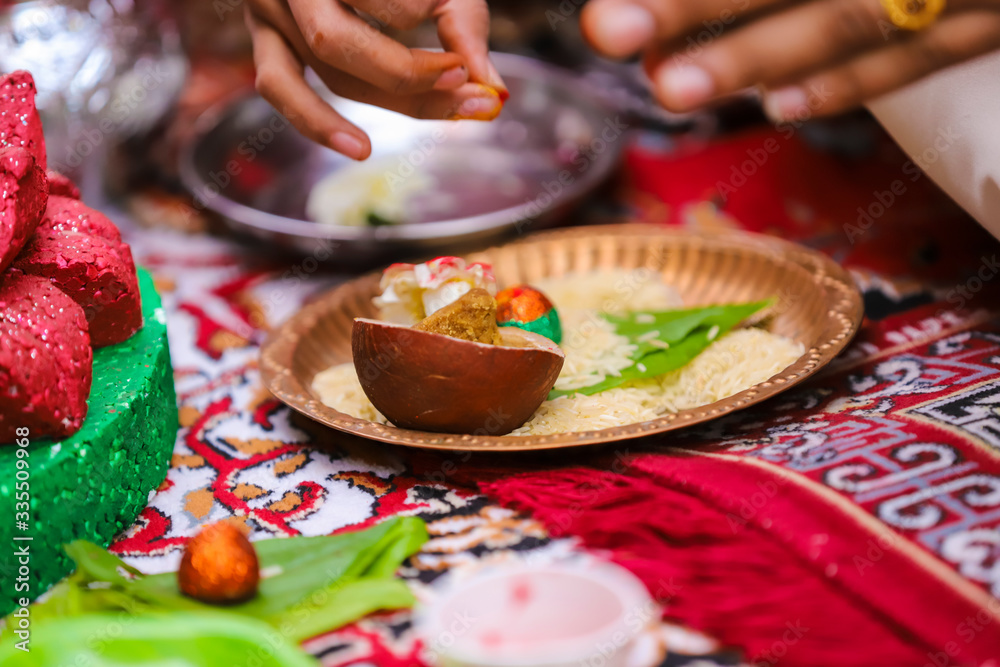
left=13, top=228, right=142, bottom=347
left=0, top=274, right=91, bottom=441
left=0, top=71, right=46, bottom=171
left=46, top=172, right=80, bottom=199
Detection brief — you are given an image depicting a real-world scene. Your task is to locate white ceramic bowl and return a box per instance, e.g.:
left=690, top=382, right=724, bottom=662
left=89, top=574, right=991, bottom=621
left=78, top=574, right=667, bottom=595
left=415, top=558, right=663, bottom=667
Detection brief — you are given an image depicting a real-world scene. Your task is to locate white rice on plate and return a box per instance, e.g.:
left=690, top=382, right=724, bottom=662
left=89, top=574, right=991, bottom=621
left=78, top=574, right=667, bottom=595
left=312, top=270, right=804, bottom=436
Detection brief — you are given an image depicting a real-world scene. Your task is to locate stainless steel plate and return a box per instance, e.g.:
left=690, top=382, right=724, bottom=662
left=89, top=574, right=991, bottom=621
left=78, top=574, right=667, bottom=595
left=180, top=53, right=623, bottom=265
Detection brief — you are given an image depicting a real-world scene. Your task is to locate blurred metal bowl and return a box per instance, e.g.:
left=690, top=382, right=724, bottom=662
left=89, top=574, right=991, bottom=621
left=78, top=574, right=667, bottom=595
left=179, top=53, right=623, bottom=264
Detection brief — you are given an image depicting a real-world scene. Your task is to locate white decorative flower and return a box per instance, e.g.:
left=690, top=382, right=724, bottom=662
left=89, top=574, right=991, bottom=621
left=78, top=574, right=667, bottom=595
left=374, top=257, right=497, bottom=324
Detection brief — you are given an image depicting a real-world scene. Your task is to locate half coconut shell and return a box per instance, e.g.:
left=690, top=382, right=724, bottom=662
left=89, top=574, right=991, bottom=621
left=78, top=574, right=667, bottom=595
left=352, top=318, right=564, bottom=435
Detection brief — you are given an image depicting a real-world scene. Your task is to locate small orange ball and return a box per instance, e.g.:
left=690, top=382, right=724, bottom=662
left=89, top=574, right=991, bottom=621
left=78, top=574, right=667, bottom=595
left=496, top=285, right=554, bottom=324
left=178, top=521, right=260, bottom=604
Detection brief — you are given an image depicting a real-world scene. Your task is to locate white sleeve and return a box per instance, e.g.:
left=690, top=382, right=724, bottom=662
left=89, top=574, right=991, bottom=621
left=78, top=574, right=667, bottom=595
left=867, top=49, right=1000, bottom=240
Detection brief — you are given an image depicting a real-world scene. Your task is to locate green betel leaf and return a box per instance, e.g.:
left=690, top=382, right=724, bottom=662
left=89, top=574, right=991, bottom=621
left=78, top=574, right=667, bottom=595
left=63, top=540, right=144, bottom=583
left=604, top=299, right=773, bottom=342
left=223, top=516, right=427, bottom=619
left=13, top=517, right=429, bottom=646
left=550, top=299, right=773, bottom=398
left=267, top=578, right=416, bottom=642
left=362, top=517, right=432, bottom=578
left=0, top=612, right=319, bottom=667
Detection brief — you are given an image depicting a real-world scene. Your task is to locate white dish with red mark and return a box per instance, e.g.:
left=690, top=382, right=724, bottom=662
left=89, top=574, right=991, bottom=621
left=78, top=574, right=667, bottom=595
left=415, top=557, right=663, bottom=667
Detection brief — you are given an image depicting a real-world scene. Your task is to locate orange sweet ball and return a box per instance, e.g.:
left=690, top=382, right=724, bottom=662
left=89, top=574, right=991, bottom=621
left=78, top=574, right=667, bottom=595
left=178, top=521, right=260, bottom=604
left=496, top=285, right=554, bottom=324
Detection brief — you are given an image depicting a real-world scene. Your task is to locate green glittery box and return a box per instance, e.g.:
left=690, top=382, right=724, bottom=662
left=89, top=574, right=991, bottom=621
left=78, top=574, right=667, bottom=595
left=0, top=268, right=177, bottom=615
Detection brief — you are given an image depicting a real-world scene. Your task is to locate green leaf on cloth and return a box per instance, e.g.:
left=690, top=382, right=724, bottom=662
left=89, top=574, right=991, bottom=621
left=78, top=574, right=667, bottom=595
left=20, top=516, right=428, bottom=647
left=550, top=300, right=773, bottom=398
left=0, top=612, right=319, bottom=666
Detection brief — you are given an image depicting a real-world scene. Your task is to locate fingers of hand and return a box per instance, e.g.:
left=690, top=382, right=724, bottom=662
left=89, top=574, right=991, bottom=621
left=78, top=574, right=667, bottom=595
left=435, top=0, right=507, bottom=96
left=317, top=63, right=504, bottom=120
left=289, top=0, right=465, bottom=93
left=272, top=13, right=502, bottom=123
left=762, top=11, right=1000, bottom=120
left=341, top=0, right=438, bottom=31
left=258, top=11, right=502, bottom=124
left=646, top=0, right=892, bottom=111
left=250, top=0, right=466, bottom=94
left=246, top=0, right=503, bottom=160
left=247, top=10, right=372, bottom=160
left=580, top=0, right=768, bottom=59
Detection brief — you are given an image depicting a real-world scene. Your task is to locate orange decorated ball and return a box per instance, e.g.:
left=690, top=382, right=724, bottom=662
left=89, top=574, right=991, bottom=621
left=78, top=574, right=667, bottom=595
left=178, top=521, right=260, bottom=604
left=495, top=285, right=561, bottom=344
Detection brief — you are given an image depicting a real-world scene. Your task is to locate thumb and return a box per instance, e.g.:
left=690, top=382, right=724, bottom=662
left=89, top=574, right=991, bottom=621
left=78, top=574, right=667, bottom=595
left=434, top=0, right=508, bottom=100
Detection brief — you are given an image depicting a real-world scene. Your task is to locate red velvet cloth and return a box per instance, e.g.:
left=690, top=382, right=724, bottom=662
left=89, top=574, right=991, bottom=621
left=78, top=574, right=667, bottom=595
left=484, top=454, right=1000, bottom=666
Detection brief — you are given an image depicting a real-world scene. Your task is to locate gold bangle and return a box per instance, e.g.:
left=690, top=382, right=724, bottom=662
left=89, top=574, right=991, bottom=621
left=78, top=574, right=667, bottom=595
left=880, top=0, right=947, bottom=30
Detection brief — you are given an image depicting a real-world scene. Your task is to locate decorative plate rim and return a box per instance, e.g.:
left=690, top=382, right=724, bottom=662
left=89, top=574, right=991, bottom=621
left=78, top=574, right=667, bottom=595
left=260, top=224, right=864, bottom=451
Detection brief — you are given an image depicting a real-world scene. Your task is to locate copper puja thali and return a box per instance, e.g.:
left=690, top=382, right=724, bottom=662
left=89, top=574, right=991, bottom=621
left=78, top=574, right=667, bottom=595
left=260, top=224, right=864, bottom=451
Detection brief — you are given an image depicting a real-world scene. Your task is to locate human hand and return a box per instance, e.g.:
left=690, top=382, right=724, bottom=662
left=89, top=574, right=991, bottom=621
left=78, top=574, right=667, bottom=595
left=580, top=0, right=1000, bottom=120
left=246, top=0, right=507, bottom=160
